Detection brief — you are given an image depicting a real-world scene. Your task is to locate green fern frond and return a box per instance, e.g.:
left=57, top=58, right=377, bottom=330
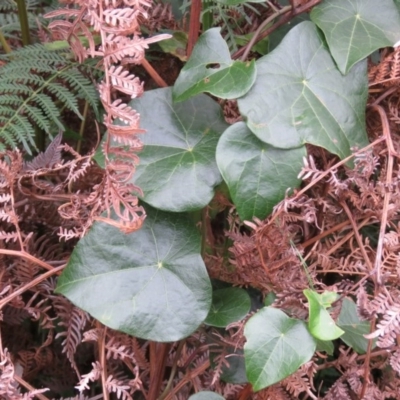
left=0, top=44, right=99, bottom=154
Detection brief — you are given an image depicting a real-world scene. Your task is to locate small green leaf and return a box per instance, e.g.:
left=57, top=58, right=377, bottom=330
left=238, top=21, right=368, bottom=160
left=129, top=87, right=228, bottom=212
left=244, top=307, right=316, bottom=391
left=264, top=292, right=276, bottom=307
left=337, top=297, right=375, bottom=354
left=315, top=339, right=334, bottom=355
left=311, top=0, right=400, bottom=74
left=304, top=289, right=344, bottom=341
left=158, top=31, right=188, bottom=61
left=173, top=28, right=256, bottom=102
left=205, top=287, right=251, bottom=327
left=235, top=32, right=269, bottom=56
left=56, top=207, right=212, bottom=342
left=188, top=393, right=225, bottom=400
left=216, top=122, right=305, bottom=221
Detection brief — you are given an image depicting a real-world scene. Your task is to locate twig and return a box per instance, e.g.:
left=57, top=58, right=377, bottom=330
left=187, top=0, right=202, bottom=57
left=233, top=0, right=322, bottom=60
left=141, top=58, right=168, bottom=87
left=0, top=264, right=65, bottom=310
left=164, top=359, right=210, bottom=400
left=0, top=249, right=58, bottom=271
left=76, top=100, right=89, bottom=154
left=370, top=105, right=395, bottom=285
left=159, top=341, right=185, bottom=400
left=13, top=375, right=50, bottom=400
left=99, top=325, right=110, bottom=400
left=240, top=6, right=292, bottom=61
left=270, top=137, right=386, bottom=224
left=340, top=201, right=374, bottom=272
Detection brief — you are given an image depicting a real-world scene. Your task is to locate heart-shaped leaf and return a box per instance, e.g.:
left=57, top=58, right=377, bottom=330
left=311, top=0, right=400, bottom=74
left=173, top=28, right=256, bottom=102
left=56, top=207, right=212, bottom=342
left=238, top=21, right=368, bottom=160
left=304, top=289, right=344, bottom=341
left=337, top=297, right=375, bottom=354
left=129, top=87, right=228, bottom=212
left=244, top=307, right=316, bottom=391
left=205, top=287, right=251, bottom=327
left=216, top=122, right=305, bottom=221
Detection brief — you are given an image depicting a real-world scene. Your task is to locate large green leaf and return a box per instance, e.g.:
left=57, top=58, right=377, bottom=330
left=216, top=122, right=305, bottom=221
left=311, top=0, right=400, bottom=74
left=244, top=307, right=316, bottom=391
left=173, top=28, right=256, bottom=102
left=56, top=207, right=212, bottom=342
left=304, top=289, right=344, bottom=341
left=129, top=87, right=228, bottom=212
left=205, top=287, right=251, bottom=327
left=337, top=297, right=375, bottom=354
left=238, top=21, right=368, bottom=160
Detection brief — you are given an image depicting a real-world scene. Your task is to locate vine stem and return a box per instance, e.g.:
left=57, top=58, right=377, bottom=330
left=240, top=5, right=292, bottom=62
left=233, top=0, right=322, bottom=60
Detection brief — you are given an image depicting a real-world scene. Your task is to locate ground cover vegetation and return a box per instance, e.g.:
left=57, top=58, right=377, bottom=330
left=1, top=0, right=400, bottom=398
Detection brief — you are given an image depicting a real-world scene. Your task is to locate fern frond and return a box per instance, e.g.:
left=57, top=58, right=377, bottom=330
left=0, top=44, right=99, bottom=154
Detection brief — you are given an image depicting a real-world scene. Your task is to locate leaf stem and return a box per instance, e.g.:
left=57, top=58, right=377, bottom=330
left=16, top=0, right=31, bottom=46
left=0, top=29, right=12, bottom=53
left=77, top=100, right=89, bottom=153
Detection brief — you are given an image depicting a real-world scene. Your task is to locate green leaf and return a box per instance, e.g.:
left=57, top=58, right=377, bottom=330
left=238, top=21, right=369, bottom=160
left=235, top=32, right=269, bottom=56
left=244, top=307, right=316, bottom=391
left=56, top=207, right=212, bottom=342
left=188, top=393, right=224, bottom=400
left=205, top=287, right=251, bottom=327
left=311, top=0, right=400, bottom=74
left=158, top=31, right=188, bottom=61
left=304, top=289, right=344, bottom=341
left=315, top=339, right=334, bottom=355
left=264, top=292, right=276, bottom=307
left=337, top=297, right=375, bottom=354
left=216, top=122, right=305, bottom=221
left=173, top=28, right=256, bottom=102
left=129, top=87, right=228, bottom=212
